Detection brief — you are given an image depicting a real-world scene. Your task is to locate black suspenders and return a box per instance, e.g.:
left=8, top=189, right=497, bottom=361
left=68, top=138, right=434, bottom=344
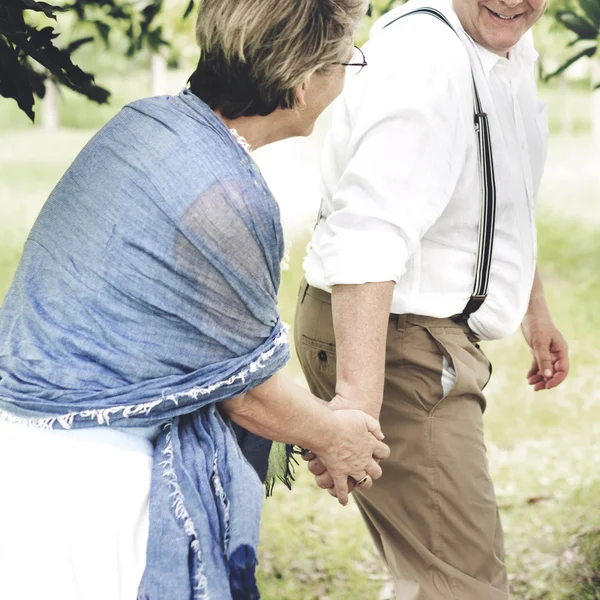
left=384, top=8, right=497, bottom=321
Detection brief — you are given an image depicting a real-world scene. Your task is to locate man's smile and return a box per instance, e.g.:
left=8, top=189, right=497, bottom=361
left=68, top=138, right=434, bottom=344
left=484, top=6, right=525, bottom=21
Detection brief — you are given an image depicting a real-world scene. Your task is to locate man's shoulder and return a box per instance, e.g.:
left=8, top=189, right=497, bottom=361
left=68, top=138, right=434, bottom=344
left=366, top=1, right=470, bottom=77
left=371, top=0, right=461, bottom=35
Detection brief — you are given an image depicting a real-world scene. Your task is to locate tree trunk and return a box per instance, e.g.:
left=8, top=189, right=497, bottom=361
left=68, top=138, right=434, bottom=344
left=592, top=61, right=600, bottom=151
left=42, top=78, right=59, bottom=132
left=150, top=52, right=167, bottom=96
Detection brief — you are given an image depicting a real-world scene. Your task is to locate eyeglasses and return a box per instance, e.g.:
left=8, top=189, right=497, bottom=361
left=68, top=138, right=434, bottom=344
left=336, top=46, right=367, bottom=76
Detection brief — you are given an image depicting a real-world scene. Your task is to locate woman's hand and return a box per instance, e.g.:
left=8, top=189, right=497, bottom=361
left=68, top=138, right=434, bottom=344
left=311, top=409, right=390, bottom=506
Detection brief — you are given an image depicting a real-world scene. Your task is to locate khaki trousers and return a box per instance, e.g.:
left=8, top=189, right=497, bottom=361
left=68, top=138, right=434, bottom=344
left=294, top=281, right=509, bottom=600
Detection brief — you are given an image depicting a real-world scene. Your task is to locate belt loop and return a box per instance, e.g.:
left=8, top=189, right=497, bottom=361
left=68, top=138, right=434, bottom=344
left=395, top=314, right=407, bottom=331
left=300, top=278, right=309, bottom=304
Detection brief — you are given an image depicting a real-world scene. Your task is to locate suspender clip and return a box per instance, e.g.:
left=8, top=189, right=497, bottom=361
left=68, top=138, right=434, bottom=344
left=474, top=112, right=487, bottom=131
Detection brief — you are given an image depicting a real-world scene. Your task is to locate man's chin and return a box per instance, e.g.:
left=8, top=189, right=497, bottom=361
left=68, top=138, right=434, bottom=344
left=480, top=32, right=519, bottom=57
left=297, top=122, right=316, bottom=138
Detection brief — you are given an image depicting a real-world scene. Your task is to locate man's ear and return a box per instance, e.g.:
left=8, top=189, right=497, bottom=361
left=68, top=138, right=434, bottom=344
left=295, top=80, right=308, bottom=110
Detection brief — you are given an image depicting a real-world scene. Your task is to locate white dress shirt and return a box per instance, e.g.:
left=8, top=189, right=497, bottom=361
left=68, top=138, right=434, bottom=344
left=304, top=0, right=548, bottom=341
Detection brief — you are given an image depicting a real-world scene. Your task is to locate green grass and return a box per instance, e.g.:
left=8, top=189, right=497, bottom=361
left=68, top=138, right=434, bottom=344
left=1, top=130, right=600, bottom=599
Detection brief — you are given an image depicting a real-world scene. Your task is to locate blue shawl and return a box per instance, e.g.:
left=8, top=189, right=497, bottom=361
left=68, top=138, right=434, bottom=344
left=0, top=89, right=291, bottom=599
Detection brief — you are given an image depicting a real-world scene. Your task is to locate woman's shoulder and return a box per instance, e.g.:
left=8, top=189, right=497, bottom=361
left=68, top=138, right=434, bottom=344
left=91, top=93, right=259, bottom=211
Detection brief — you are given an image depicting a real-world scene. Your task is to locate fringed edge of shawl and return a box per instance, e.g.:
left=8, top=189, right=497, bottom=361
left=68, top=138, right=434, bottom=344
left=265, top=443, right=303, bottom=498
left=159, top=420, right=209, bottom=599
left=0, top=327, right=289, bottom=431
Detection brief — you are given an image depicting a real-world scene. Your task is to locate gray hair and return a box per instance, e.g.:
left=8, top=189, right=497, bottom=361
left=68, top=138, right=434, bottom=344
left=188, top=0, right=366, bottom=118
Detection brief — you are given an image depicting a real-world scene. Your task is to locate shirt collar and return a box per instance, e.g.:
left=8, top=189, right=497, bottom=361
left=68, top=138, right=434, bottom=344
left=475, top=32, right=539, bottom=79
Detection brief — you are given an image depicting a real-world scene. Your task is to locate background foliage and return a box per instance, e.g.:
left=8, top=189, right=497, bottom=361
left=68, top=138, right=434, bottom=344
left=0, top=0, right=187, bottom=120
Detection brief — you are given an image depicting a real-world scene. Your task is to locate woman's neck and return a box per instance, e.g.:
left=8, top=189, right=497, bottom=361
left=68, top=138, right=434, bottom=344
left=214, top=109, right=298, bottom=151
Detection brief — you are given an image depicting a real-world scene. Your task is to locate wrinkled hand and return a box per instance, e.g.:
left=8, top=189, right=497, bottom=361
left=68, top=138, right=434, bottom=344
left=309, top=409, right=389, bottom=506
left=522, top=317, right=569, bottom=391
left=302, top=452, right=368, bottom=499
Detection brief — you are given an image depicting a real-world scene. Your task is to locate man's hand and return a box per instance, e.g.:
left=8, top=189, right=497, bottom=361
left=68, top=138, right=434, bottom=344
left=303, top=394, right=385, bottom=498
left=521, top=316, right=569, bottom=391
left=521, top=267, right=569, bottom=392
left=302, top=449, right=364, bottom=498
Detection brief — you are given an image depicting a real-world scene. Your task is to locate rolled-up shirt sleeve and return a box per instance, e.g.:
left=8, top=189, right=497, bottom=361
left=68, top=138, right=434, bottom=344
left=317, top=28, right=471, bottom=287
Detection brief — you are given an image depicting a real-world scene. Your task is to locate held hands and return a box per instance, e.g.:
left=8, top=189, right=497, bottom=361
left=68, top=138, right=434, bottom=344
left=303, top=396, right=389, bottom=506
left=521, top=315, right=569, bottom=391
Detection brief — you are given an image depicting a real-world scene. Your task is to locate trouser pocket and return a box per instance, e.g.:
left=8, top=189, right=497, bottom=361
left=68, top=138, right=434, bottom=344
left=293, top=283, right=337, bottom=402
left=424, top=324, right=491, bottom=414
left=389, top=321, right=459, bottom=414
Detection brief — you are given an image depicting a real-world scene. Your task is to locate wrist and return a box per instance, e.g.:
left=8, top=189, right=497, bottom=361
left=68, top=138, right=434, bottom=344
left=306, top=410, right=338, bottom=456
left=522, top=308, right=553, bottom=331
left=334, top=383, right=381, bottom=419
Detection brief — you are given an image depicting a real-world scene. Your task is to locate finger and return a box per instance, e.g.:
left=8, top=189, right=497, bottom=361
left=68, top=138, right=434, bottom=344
left=526, top=360, right=539, bottom=379
left=373, top=440, right=391, bottom=460
left=364, top=415, right=385, bottom=441
left=533, top=343, right=554, bottom=380
left=301, top=451, right=316, bottom=462
left=545, top=369, right=568, bottom=390
left=351, top=473, right=368, bottom=485
left=354, top=475, right=373, bottom=490
left=333, top=476, right=349, bottom=506
left=553, top=352, right=570, bottom=378
left=541, top=353, right=570, bottom=390
left=332, top=477, right=358, bottom=498
left=315, top=471, right=334, bottom=490
left=307, top=458, right=327, bottom=477
left=365, top=459, right=383, bottom=481
left=528, top=373, right=544, bottom=383
left=533, top=380, right=546, bottom=392
left=528, top=374, right=544, bottom=387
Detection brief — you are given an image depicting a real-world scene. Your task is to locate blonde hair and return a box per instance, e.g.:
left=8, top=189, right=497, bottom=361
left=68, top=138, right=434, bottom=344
left=188, top=0, right=366, bottom=118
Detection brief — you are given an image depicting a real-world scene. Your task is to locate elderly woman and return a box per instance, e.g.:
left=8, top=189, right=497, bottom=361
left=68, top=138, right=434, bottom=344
left=0, top=0, right=387, bottom=598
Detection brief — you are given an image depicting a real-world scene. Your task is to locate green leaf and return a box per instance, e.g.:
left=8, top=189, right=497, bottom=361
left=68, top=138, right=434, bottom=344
left=183, top=0, right=194, bottom=19
left=0, top=3, right=26, bottom=36
left=0, top=36, right=35, bottom=121
left=556, top=9, right=598, bottom=39
left=578, top=0, right=600, bottom=29
left=545, top=44, right=598, bottom=80
left=19, top=0, right=62, bottom=19
left=93, top=20, right=110, bottom=47
left=66, top=35, right=94, bottom=53
left=142, top=0, right=162, bottom=23
left=11, top=22, right=110, bottom=105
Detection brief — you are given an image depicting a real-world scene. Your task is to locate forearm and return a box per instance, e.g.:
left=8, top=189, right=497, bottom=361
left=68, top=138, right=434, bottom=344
left=220, top=373, right=333, bottom=454
left=523, top=266, right=553, bottom=323
left=331, top=281, right=395, bottom=418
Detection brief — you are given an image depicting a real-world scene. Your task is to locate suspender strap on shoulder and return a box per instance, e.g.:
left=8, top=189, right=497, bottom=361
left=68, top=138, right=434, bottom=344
left=383, top=8, right=497, bottom=321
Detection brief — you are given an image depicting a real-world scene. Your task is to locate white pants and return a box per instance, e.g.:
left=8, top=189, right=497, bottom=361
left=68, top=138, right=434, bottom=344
left=0, top=419, right=152, bottom=600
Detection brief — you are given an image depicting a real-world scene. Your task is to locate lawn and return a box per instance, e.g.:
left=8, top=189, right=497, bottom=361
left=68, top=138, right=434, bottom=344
left=1, top=125, right=599, bottom=599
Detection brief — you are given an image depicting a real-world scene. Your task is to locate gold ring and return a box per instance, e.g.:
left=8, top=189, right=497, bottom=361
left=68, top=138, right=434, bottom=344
left=355, top=475, right=369, bottom=486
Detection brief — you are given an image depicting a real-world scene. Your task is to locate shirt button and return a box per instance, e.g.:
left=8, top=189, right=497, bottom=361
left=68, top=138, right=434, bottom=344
left=318, top=350, right=328, bottom=362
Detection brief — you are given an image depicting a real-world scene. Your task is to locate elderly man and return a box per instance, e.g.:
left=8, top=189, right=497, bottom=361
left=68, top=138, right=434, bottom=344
left=294, top=0, right=569, bottom=598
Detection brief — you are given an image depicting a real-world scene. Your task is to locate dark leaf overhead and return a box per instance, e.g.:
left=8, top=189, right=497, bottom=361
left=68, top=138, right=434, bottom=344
left=0, top=0, right=198, bottom=121
left=548, top=0, right=599, bottom=82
